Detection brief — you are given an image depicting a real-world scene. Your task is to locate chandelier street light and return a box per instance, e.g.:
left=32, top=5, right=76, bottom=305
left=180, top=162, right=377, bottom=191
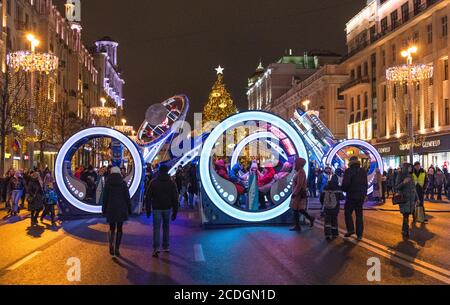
left=90, top=97, right=117, bottom=118
left=386, top=45, right=433, bottom=163
left=114, top=118, right=134, bottom=134
left=7, top=33, right=59, bottom=74
left=302, top=100, right=311, bottom=111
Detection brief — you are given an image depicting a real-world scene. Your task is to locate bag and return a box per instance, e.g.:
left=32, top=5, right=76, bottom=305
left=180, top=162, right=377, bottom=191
left=323, top=191, right=338, bottom=209
left=392, top=193, right=405, bottom=205
left=415, top=205, right=426, bottom=223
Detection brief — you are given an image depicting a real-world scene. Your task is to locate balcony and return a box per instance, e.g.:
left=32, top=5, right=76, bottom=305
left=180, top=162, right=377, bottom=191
left=339, top=76, right=370, bottom=95
left=344, top=0, right=441, bottom=61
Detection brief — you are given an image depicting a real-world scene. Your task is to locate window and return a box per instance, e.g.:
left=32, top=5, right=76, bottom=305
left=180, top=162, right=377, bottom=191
left=351, top=98, right=355, bottom=111
left=442, top=16, right=448, bottom=37
left=381, top=17, right=388, bottom=33
left=413, top=0, right=422, bottom=15
left=445, top=59, right=449, bottom=81
left=350, top=69, right=355, bottom=79
left=370, top=25, right=376, bottom=41
left=430, top=102, right=435, bottom=127
left=382, top=50, right=386, bottom=67
left=427, top=24, right=433, bottom=44
left=391, top=10, right=398, bottom=28
left=357, top=66, right=362, bottom=78
left=364, top=93, right=368, bottom=108
left=383, top=85, right=387, bottom=101
left=364, top=62, right=369, bottom=76
left=401, top=2, right=410, bottom=22
left=357, top=95, right=361, bottom=109
left=413, top=31, right=419, bottom=44
left=6, top=0, right=11, bottom=16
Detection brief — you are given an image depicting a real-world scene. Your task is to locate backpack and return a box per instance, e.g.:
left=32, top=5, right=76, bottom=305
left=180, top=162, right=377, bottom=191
left=323, top=190, right=338, bottom=209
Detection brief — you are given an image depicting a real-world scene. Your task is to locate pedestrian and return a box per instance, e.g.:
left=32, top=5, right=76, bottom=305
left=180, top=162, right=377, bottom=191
left=395, top=163, right=419, bottom=240
left=381, top=171, right=387, bottom=203
left=27, top=172, right=44, bottom=226
left=444, top=167, right=450, bottom=200
left=81, top=165, right=98, bottom=203
left=425, top=166, right=435, bottom=201
left=102, top=166, right=131, bottom=257
left=386, top=168, right=395, bottom=198
left=413, top=161, right=428, bottom=224
left=289, top=158, right=315, bottom=232
left=145, top=164, right=179, bottom=258
left=435, top=167, right=446, bottom=201
left=320, top=168, right=343, bottom=240
left=8, top=171, right=25, bottom=216
left=41, top=179, right=58, bottom=226
left=307, top=163, right=317, bottom=198
left=342, top=156, right=368, bottom=241
left=372, top=168, right=383, bottom=204
left=187, top=164, right=199, bottom=208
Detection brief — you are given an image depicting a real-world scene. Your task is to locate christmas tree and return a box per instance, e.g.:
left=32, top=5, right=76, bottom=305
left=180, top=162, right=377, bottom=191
left=203, top=66, right=237, bottom=131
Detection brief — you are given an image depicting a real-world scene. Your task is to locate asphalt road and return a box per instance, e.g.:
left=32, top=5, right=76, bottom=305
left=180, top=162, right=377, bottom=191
left=0, top=200, right=449, bottom=285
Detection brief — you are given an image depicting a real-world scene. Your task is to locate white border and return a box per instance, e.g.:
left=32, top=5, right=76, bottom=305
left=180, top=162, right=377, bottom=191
left=55, top=127, right=143, bottom=214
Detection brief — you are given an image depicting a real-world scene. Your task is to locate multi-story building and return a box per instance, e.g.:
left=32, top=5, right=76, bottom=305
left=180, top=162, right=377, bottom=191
left=0, top=0, right=124, bottom=172
left=247, top=50, right=341, bottom=111
left=270, top=64, right=349, bottom=139
left=342, top=0, right=450, bottom=169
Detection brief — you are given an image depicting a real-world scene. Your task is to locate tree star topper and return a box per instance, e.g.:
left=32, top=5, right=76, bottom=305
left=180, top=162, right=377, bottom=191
left=215, top=65, right=224, bottom=75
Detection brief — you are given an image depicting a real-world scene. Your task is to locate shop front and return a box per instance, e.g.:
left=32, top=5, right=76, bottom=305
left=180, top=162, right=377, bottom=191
left=374, top=133, right=450, bottom=170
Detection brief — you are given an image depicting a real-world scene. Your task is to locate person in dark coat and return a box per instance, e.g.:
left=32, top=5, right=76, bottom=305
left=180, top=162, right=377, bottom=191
left=102, top=167, right=131, bottom=257
left=145, top=164, right=179, bottom=258
left=187, top=164, right=199, bottom=208
left=290, top=158, right=315, bottom=231
left=341, top=156, right=368, bottom=241
left=27, top=172, right=44, bottom=226
left=320, top=168, right=344, bottom=240
left=396, top=163, right=419, bottom=240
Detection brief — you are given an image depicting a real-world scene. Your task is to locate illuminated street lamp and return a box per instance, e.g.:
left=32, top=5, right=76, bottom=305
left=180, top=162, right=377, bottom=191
left=386, top=45, right=433, bottom=163
left=302, top=100, right=311, bottom=111
left=90, top=97, right=117, bottom=118
left=114, top=117, right=134, bottom=134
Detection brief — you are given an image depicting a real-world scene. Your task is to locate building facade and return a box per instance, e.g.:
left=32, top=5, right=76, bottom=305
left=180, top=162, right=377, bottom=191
left=247, top=51, right=341, bottom=111
left=342, top=0, right=450, bottom=169
left=0, top=0, right=124, bottom=172
left=270, top=64, right=349, bottom=139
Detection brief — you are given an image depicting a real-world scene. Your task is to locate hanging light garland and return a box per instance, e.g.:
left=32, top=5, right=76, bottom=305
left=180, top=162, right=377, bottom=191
left=114, top=125, right=134, bottom=134
left=7, top=51, right=59, bottom=74
left=90, top=98, right=117, bottom=118
left=386, top=63, right=433, bottom=84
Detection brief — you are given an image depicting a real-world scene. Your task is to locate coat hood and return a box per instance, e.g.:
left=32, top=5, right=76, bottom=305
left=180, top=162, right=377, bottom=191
left=295, top=158, right=306, bottom=171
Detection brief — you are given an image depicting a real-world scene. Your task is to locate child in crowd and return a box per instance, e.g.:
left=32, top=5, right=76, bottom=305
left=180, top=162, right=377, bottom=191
left=41, top=181, right=59, bottom=226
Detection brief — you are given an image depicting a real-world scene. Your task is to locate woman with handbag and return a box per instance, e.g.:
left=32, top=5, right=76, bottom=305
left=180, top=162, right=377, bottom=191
left=290, top=158, right=315, bottom=232
left=395, top=163, right=419, bottom=241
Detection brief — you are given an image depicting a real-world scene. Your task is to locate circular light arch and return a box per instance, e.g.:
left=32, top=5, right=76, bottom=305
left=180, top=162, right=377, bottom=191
left=55, top=127, right=144, bottom=214
left=199, top=111, right=308, bottom=222
left=323, top=139, right=384, bottom=195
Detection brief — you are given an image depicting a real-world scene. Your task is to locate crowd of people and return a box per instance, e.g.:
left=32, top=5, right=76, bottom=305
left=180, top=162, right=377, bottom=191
left=1, top=167, right=59, bottom=227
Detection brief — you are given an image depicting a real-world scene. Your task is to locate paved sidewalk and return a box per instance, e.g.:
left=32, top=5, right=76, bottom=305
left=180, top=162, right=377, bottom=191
left=307, top=197, right=450, bottom=212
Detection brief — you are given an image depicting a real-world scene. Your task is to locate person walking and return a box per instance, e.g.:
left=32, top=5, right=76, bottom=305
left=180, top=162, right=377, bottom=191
left=413, top=162, right=428, bottom=224
left=307, top=163, right=317, bottom=198
left=372, top=169, right=383, bottom=204
left=435, top=167, right=446, bottom=201
left=320, top=168, right=343, bottom=240
left=102, top=167, right=131, bottom=257
left=289, top=158, right=315, bottom=232
left=425, top=166, right=435, bottom=201
left=145, top=164, right=179, bottom=258
left=9, top=171, right=25, bottom=216
left=342, top=156, right=368, bottom=241
left=41, top=179, right=59, bottom=226
left=27, top=172, right=44, bottom=226
left=386, top=169, right=395, bottom=198
left=395, top=163, right=419, bottom=240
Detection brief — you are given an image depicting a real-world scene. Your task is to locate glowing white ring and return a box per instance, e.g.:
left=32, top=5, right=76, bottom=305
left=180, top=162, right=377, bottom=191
left=55, top=127, right=144, bottom=214
left=230, top=132, right=277, bottom=169
left=324, top=139, right=384, bottom=195
left=200, top=111, right=308, bottom=222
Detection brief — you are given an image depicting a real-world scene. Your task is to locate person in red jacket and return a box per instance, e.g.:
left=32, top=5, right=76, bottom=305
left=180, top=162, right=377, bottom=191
left=258, top=162, right=276, bottom=209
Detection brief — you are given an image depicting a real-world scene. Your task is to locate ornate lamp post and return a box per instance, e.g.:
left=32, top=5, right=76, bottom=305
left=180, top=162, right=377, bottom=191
left=386, top=46, right=433, bottom=163
left=114, top=118, right=134, bottom=134
left=90, top=97, right=117, bottom=120
left=7, top=33, right=59, bottom=168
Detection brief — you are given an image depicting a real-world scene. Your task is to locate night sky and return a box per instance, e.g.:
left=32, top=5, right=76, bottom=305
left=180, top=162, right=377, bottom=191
left=55, top=0, right=366, bottom=128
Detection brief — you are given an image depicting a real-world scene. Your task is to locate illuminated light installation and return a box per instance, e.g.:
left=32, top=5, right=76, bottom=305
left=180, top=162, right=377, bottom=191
left=90, top=97, right=117, bottom=118
left=323, top=139, right=384, bottom=195
left=199, top=111, right=308, bottom=223
left=55, top=127, right=143, bottom=214
left=7, top=51, right=59, bottom=74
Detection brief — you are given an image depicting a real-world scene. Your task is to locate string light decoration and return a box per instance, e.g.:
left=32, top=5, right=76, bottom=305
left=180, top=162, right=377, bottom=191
left=7, top=51, right=59, bottom=74
left=114, top=118, right=134, bottom=134
left=386, top=45, right=433, bottom=162
left=203, top=65, right=237, bottom=130
left=90, top=97, right=117, bottom=118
